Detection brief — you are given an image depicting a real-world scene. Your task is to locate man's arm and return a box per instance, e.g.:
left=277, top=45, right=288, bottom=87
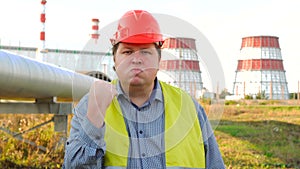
left=63, top=94, right=106, bottom=169
left=193, top=100, right=226, bottom=169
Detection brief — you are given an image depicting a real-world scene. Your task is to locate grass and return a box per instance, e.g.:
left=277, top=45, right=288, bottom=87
left=212, top=101, right=300, bottom=169
left=0, top=100, right=299, bottom=168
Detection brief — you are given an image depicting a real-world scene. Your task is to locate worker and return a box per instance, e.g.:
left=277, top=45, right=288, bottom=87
left=63, top=9, right=225, bottom=169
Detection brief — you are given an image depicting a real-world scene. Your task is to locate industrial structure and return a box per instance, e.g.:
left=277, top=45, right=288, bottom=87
left=233, top=35, right=289, bottom=99
left=39, top=0, right=47, bottom=54
left=159, top=37, right=203, bottom=98
left=90, top=18, right=100, bottom=43
left=0, top=45, right=113, bottom=82
left=0, top=50, right=94, bottom=100
left=1, top=38, right=205, bottom=99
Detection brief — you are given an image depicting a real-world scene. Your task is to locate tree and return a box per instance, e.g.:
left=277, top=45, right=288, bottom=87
left=219, top=88, right=231, bottom=99
left=256, top=90, right=266, bottom=100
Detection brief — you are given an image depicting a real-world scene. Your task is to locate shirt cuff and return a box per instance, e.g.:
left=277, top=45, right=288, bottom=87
left=81, top=115, right=106, bottom=148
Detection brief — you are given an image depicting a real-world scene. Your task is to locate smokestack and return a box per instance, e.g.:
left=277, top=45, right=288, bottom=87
left=91, top=18, right=100, bottom=43
left=40, top=0, right=47, bottom=53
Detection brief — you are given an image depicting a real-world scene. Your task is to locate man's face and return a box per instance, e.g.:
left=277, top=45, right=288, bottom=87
left=114, top=43, right=160, bottom=88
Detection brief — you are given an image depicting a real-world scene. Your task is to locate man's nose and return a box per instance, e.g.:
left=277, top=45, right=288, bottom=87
left=131, top=51, right=142, bottom=64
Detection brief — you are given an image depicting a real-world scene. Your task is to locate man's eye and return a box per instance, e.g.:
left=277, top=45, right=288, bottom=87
left=140, top=50, right=151, bottom=55
left=122, top=51, right=133, bottom=55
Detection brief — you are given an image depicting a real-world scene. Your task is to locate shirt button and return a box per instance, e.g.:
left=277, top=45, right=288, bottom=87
left=139, top=130, right=143, bottom=134
left=142, top=153, right=146, bottom=157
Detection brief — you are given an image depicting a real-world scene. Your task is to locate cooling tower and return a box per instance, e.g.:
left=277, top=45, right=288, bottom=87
left=233, top=35, right=289, bottom=99
left=159, top=37, right=203, bottom=98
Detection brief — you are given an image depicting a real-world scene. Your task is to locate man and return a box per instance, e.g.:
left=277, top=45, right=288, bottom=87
left=63, top=10, right=225, bottom=169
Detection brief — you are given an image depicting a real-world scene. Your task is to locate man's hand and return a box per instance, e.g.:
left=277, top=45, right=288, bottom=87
left=87, top=80, right=117, bottom=128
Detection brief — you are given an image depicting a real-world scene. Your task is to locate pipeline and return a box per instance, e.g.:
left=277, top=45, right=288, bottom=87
left=0, top=50, right=95, bottom=101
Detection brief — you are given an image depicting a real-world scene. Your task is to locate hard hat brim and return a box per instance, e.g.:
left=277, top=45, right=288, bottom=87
left=119, top=34, right=163, bottom=44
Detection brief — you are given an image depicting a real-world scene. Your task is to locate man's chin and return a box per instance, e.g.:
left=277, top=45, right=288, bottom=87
left=129, top=80, right=142, bottom=86
left=129, top=77, right=144, bottom=86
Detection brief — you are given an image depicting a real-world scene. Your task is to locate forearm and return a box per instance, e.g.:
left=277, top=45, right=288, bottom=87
left=63, top=96, right=106, bottom=168
left=63, top=115, right=106, bottom=168
left=63, top=134, right=104, bottom=168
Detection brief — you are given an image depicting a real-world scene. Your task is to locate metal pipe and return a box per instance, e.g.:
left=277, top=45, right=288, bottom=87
left=0, top=50, right=95, bottom=100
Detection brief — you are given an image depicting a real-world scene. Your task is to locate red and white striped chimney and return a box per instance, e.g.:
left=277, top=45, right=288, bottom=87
left=40, top=0, right=47, bottom=53
left=91, top=18, right=100, bottom=43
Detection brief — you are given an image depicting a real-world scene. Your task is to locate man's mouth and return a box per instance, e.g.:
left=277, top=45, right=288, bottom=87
left=131, top=68, right=143, bottom=75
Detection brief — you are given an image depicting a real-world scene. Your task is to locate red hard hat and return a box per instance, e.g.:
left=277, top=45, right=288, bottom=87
left=111, top=10, right=163, bottom=46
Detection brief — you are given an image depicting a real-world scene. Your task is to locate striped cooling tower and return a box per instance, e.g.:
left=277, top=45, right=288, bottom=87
left=159, top=37, right=203, bottom=98
left=233, top=35, right=289, bottom=99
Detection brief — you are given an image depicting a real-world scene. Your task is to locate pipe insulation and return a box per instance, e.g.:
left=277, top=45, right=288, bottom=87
left=0, top=50, right=95, bottom=100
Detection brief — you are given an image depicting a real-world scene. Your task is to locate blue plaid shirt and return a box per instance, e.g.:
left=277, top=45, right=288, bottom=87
left=63, top=79, right=225, bottom=169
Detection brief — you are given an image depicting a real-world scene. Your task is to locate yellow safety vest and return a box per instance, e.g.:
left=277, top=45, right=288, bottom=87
left=104, top=81, right=205, bottom=168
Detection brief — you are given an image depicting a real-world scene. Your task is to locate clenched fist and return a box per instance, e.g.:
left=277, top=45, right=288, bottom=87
left=87, top=80, right=117, bottom=128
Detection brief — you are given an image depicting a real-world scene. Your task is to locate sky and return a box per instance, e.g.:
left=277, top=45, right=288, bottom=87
left=0, top=0, right=299, bottom=93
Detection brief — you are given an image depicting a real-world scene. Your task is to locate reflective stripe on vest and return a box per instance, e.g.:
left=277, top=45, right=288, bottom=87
left=104, top=80, right=205, bottom=168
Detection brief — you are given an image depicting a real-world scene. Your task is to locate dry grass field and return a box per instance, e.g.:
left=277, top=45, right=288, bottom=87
left=211, top=100, right=300, bottom=169
left=0, top=99, right=299, bottom=168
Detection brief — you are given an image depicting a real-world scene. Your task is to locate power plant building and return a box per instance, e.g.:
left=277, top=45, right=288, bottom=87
left=158, top=37, right=203, bottom=98
left=233, top=35, right=289, bottom=99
